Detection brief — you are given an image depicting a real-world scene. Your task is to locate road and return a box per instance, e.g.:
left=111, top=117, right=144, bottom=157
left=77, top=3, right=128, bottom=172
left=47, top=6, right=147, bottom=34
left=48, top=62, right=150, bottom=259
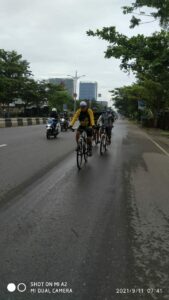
left=0, top=120, right=169, bottom=300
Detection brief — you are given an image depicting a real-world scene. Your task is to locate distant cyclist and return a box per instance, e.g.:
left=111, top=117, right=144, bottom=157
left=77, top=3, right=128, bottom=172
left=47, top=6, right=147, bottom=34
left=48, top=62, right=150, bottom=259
left=92, top=106, right=101, bottom=144
left=98, top=109, right=114, bottom=144
left=69, top=101, right=95, bottom=156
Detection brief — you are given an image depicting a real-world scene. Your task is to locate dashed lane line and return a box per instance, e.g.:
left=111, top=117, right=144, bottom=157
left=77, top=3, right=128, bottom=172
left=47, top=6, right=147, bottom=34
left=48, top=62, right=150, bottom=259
left=0, top=144, right=7, bottom=148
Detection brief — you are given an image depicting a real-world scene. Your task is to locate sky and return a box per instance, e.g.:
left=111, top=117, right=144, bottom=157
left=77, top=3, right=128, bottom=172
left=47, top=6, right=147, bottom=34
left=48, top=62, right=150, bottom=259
left=0, top=0, right=160, bottom=103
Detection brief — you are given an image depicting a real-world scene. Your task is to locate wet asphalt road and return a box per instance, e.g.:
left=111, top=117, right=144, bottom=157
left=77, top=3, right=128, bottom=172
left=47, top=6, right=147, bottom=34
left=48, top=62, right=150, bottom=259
left=0, top=120, right=169, bottom=300
left=0, top=125, right=75, bottom=201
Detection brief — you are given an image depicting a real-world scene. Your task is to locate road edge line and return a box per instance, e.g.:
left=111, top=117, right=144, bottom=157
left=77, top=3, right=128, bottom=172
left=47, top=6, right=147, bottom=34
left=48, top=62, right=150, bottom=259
left=145, top=135, right=169, bottom=157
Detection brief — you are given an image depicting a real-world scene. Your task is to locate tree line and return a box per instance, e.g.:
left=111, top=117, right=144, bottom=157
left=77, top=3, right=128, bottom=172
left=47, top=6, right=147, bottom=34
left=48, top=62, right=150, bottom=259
left=87, top=0, right=169, bottom=128
left=0, top=49, right=74, bottom=116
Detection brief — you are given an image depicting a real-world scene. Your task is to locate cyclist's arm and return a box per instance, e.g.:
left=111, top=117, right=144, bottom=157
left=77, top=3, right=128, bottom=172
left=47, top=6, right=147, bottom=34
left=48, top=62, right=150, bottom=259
left=88, top=109, right=95, bottom=126
left=70, top=109, right=81, bottom=126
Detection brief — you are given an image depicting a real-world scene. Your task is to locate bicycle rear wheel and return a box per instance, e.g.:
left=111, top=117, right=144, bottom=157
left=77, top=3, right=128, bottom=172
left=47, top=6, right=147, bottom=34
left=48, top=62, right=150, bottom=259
left=77, top=141, right=83, bottom=169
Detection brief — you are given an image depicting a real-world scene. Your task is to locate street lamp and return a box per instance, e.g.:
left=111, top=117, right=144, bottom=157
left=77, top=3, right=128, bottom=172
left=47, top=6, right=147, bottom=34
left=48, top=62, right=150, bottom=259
left=67, top=71, right=85, bottom=112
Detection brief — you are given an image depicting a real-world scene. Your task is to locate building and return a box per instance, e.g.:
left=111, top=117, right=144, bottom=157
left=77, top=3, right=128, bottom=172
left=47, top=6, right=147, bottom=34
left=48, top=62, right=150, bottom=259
left=49, top=78, right=74, bottom=96
left=79, top=82, right=98, bottom=101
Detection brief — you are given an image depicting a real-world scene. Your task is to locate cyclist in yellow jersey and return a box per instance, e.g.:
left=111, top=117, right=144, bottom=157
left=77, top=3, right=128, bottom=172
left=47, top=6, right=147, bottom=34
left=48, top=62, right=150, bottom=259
left=69, top=101, right=95, bottom=156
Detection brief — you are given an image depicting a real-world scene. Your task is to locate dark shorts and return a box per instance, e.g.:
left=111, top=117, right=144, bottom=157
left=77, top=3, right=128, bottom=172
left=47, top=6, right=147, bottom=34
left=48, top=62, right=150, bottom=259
left=77, top=126, right=93, bottom=137
left=101, top=126, right=112, bottom=138
left=94, top=124, right=100, bottom=131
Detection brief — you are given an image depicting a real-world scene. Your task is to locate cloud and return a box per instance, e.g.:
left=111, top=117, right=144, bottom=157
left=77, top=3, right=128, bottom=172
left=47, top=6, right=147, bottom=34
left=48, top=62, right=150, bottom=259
left=0, top=0, right=160, bottom=101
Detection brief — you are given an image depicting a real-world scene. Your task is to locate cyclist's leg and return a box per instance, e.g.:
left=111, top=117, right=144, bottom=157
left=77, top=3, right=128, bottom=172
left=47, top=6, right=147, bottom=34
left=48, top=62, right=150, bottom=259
left=76, top=128, right=81, bottom=143
left=76, top=126, right=83, bottom=150
left=52, top=119, right=57, bottom=129
left=96, top=125, right=100, bottom=143
left=86, top=127, right=93, bottom=156
left=106, top=126, right=112, bottom=143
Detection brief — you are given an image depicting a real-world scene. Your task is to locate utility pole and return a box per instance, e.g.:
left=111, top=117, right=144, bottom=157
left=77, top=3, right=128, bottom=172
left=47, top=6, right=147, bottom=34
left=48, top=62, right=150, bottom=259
left=67, top=71, right=85, bottom=112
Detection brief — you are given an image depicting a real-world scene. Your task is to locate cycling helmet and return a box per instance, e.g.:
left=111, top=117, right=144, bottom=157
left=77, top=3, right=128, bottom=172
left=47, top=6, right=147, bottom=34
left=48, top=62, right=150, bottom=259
left=52, top=108, right=57, bottom=112
left=80, top=101, right=87, bottom=107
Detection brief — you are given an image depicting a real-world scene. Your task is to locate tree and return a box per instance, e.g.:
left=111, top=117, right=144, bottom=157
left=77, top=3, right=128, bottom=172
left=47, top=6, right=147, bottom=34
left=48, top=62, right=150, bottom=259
left=123, top=0, right=169, bottom=29
left=112, top=85, right=142, bottom=118
left=87, top=29, right=169, bottom=74
left=87, top=6, right=169, bottom=126
left=111, top=79, right=167, bottom=126
left=21, top=79, right=48, bottom=112
left=0, top=49, right=32, bottom=109
left=47, top=83, right=74, bottom=112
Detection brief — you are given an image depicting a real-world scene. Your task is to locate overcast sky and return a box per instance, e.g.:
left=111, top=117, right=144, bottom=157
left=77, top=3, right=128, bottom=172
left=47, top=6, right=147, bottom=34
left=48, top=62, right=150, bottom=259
left=0, top=0, right=160, bottom=102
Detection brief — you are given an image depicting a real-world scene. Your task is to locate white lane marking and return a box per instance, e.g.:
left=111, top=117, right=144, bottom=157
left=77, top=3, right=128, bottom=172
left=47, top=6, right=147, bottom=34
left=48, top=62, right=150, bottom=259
left=146, top=135, right=169, bottom=157
left=0, top=144, right=7, bottom=148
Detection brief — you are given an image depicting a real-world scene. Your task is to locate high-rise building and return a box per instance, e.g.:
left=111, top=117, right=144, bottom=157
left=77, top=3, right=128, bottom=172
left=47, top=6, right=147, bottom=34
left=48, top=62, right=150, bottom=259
left=79, top=82, right=98, bottom=101
left=48, top=78, right=74, bottom=96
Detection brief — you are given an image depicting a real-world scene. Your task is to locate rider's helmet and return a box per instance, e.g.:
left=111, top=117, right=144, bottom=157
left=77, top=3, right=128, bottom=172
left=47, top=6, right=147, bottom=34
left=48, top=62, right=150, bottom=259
left=52, top=108, right=57, bottom=112
left=80, top=101, right=87, bottom=108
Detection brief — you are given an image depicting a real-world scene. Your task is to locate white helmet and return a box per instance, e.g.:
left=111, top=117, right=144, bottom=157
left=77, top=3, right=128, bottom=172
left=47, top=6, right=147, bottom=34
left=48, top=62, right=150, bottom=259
left=52, top=108, right=57, bottom=112
left=80, top=101, right=87, bottom=107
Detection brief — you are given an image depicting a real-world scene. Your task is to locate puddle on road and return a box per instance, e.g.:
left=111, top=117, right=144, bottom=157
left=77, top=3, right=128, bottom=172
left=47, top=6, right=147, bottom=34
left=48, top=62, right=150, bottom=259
left=125, top=153, right=169, bottom=300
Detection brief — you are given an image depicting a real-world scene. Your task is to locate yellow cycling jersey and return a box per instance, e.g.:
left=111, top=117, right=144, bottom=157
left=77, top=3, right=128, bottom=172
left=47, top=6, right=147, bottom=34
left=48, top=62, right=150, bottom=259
left=70, top=108, right=95, bottom=127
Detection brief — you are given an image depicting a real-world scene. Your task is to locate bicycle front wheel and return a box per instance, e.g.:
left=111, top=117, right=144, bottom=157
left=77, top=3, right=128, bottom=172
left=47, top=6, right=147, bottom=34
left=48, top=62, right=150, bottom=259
left=83, top=141, right=88, bottom=162
left=100, top=135, right=106, bottom=155
left=77, top=141, right=83, bottom=169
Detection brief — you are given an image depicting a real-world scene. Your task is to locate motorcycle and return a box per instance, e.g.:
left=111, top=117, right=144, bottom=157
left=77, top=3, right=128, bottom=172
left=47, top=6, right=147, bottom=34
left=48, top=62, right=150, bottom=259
left=46, top=118, right=61, bottom=139
left=60, top=117, right=69, bottom=132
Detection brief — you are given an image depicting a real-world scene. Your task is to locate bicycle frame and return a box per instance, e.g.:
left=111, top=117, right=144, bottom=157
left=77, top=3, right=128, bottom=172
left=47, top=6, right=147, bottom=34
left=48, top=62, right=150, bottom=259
left=100, top=126, right=109, bottom=155
left=76, top=129, right=88, bottom=169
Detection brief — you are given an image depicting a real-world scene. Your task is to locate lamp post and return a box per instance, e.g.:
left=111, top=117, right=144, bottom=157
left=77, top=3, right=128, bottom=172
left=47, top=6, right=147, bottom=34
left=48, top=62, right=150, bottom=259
left=67, top=71, right=85, bottom=112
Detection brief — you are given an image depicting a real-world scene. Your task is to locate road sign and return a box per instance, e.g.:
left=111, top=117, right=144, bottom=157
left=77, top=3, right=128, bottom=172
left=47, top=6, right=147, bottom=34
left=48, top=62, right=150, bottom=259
left=138, top=100, right=145, bottom=110
left=63, top=104, right=68, bottom=111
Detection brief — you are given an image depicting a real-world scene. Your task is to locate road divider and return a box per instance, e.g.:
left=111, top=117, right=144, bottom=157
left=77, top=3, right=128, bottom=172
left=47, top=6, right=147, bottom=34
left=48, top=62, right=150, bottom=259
left=0, top=118, right=47, bottom=128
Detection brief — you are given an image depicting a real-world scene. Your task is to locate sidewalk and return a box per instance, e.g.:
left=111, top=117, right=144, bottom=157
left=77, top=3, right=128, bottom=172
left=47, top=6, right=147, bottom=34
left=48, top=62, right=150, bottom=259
left=130, top=120, right=169, bottom=154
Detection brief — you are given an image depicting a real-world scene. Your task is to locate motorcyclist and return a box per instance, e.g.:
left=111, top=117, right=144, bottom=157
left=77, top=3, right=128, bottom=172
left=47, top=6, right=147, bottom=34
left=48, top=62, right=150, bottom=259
left=50, top=108, right=59, bottom=129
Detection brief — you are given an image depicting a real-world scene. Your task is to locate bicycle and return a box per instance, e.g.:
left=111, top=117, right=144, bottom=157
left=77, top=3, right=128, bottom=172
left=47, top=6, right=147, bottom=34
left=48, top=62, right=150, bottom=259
left=76, top=128, right=92, bottom=170
left=100, top=126, right=110, bottom=155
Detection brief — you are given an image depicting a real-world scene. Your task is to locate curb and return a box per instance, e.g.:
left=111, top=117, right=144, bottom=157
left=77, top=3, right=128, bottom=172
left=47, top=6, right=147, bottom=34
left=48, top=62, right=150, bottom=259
left=0, top=118, right=47, bottom=128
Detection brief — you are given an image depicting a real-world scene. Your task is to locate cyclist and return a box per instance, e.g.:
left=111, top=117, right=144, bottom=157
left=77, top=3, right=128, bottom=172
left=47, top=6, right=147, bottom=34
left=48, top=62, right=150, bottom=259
left=69, top=101, right=95, bottom=156
left=98, top=109, right=114, bottom=144
left=92, top=106, right=101, bottom=144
